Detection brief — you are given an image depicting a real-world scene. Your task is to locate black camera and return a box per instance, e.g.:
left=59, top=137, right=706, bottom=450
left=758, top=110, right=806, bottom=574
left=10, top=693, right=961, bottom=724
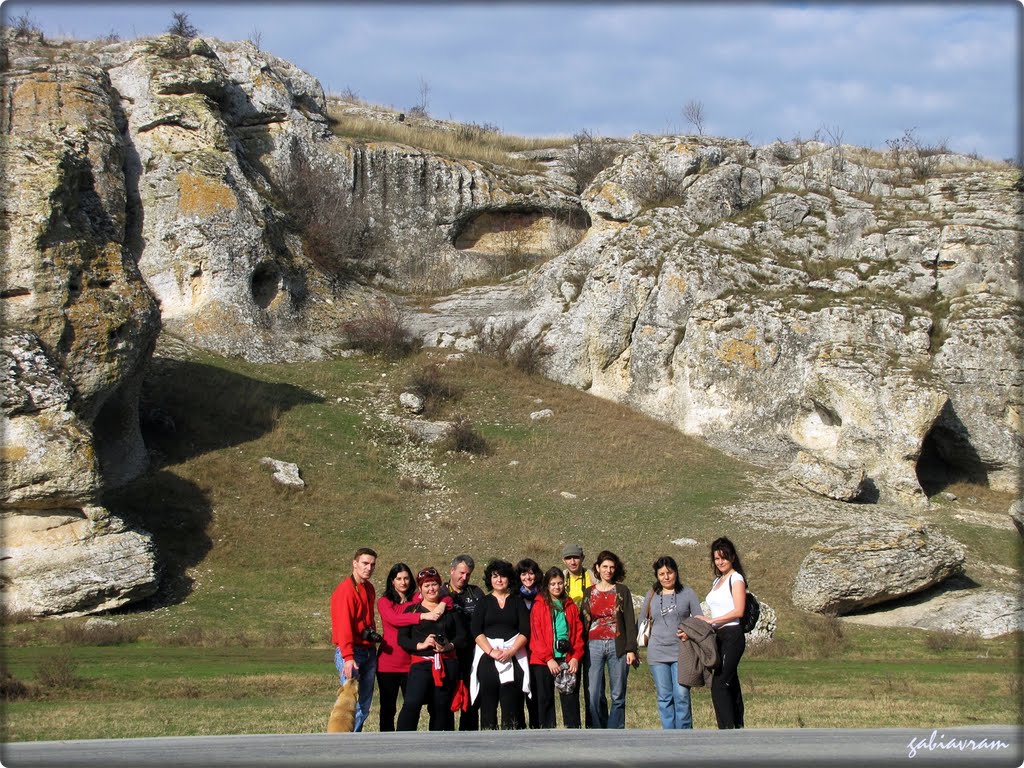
left=555, top=638, right=570, bottom=654
left=362, top=627, right=383, bottom=643
left=435, top=633, right=448, bottom=646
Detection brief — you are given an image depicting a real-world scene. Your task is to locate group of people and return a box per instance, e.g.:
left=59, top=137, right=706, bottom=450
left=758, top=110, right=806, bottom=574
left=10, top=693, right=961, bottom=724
left=329, top=537, right=749, bottom=733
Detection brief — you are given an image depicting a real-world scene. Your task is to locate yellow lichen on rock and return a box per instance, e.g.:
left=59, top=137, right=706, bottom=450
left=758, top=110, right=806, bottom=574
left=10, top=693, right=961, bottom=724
left=717, top=337, right=761, bottom=369
left=177, top=172, right=237, bottom=217
left=665, top=274, right=687, bottom=293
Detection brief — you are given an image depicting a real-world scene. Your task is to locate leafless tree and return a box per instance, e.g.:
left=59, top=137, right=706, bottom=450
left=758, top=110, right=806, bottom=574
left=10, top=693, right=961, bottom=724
left=682, top=99, right=706, bottom=135
left=410, top=75, right=431, bottom=117
left=565, top=130, right=617, bottom=194
left=167, top=11, right=199, bottom=39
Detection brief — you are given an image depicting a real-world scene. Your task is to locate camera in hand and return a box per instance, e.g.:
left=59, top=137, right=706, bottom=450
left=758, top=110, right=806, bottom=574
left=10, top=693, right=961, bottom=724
left=555, top=638, right=570, bottom=654
left=361, top=627, right=383, bottom=643
left=434, top=633, right=448, bottom=646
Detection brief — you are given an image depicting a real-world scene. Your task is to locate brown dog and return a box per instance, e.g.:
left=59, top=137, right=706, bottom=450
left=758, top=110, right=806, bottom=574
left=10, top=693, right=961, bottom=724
left=326, top=678, right=359, bottom=733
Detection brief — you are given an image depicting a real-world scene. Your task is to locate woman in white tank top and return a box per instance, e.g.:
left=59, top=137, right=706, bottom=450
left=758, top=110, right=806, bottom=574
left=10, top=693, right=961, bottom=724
left=694, top=536, right=747, bottom=728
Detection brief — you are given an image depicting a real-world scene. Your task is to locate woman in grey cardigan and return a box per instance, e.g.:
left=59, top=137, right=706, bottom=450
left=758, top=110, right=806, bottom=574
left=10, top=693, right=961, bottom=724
left=638, top=555, right=704, bottom=729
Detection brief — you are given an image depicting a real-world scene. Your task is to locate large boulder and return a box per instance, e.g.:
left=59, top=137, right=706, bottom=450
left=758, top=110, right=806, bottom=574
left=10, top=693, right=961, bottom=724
left=791, top=521, right=967, bottom=615
left=0, top=507, right=157, bottom=617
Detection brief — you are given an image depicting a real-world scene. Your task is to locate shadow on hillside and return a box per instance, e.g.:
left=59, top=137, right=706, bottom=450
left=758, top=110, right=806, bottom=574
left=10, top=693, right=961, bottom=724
left=103, top=470, right=213, bottom=610
left=139, top=357, right=324, bottom=463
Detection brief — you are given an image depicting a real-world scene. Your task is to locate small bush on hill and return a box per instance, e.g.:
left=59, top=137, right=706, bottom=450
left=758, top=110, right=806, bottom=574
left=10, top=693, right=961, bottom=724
left=0, top=672, right=30, bottom=701
left=166, top=11, right=199, bottom=39
left=408, top=363, right=461, bottom=417
left=35, top=650, right=82, bottom=690
left=58, top=620, right=142, bottom=646
left=470, top=317, right=549, bottom=375
left=444, top=416, right=491, bottom=456
left=566, top=130, right=618, bottom=194
left=279, top=152, right=383, bottom=284
left=342, top=298, right=420, bottom=359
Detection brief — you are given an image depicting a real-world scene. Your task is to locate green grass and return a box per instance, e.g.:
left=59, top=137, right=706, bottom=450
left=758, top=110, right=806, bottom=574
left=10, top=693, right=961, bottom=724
left=2, top=342, right=1020, bottom=739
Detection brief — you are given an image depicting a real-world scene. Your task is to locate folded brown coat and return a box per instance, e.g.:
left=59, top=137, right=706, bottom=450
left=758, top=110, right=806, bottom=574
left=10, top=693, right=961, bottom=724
left=677, top=616, right=718, bottom=688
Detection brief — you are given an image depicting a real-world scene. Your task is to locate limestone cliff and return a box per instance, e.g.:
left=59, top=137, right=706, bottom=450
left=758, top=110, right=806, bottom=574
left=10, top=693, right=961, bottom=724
left=519, top=138, right=1022, bottom=505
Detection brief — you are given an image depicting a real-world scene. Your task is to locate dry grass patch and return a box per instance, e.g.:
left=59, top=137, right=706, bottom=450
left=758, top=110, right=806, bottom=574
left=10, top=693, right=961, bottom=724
left=327, top=111, right=569, bottom=173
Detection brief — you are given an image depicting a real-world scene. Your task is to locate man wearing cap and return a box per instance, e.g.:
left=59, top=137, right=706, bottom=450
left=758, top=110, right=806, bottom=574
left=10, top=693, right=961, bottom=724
left=562, top=543, right=597, bottom=727
left=441, top=553, right=485, bottom=730
left=562, top=544, right=592, bottom=607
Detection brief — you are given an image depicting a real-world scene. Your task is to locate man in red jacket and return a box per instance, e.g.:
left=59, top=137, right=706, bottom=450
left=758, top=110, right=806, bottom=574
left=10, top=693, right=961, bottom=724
left=331, top=547, right=379, bottom=732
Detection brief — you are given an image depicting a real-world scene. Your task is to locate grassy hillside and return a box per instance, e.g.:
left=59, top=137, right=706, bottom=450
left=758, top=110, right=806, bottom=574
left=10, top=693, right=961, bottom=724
left=2, top=340, right=1020, bottom=739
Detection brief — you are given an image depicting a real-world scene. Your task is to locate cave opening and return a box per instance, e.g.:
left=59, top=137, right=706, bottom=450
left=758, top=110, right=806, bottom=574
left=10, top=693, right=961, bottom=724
left=915, top=403, right=988, bottom=497
left=250, top=262, right=280, bottom=309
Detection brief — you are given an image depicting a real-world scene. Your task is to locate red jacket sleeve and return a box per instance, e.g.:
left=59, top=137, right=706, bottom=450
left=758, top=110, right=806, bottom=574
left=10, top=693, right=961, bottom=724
left=529, top=600, right=555, bottom=665
left=377, top=596, right=422, bottom=629
left=567, top=601, right=585, bottom=663
left=331, top=580, right=356, bottom=660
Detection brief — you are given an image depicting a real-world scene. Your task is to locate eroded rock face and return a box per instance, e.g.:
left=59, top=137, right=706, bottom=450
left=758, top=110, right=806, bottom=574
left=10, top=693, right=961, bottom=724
left=513, top=138, right=1022, bottom=505
left=0, top=35, right=160, bottom=615
left=790, top=521, right=966, bottom=615
left=1, top=507, right=157, bottom=616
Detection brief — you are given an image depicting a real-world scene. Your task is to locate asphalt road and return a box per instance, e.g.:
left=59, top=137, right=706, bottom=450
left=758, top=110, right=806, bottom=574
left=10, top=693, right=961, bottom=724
left=2, top=726, right=1021, bottom=768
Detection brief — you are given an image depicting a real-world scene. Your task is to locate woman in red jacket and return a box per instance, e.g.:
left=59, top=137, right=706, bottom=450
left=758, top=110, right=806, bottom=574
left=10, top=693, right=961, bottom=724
left=376, top=563, right=446, bottom=731
left=529, top=566, right=584, bottom=728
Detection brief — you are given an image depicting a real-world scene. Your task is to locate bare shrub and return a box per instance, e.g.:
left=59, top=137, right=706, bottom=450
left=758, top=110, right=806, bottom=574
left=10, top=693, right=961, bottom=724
left=626, top=157, right=679, bottom=208
left=444, top=416, right=491, bottom=456
left=469, top=317, right=549, bottom=375
left=280, top=152, right=383, bottom=284
left=167, top=11, right=199, bottom=39
left=342, top=297, right=420, bottom=358
left=565, top=130, right=617, bottom=194
left=456, top=121, right=502, bottom=143
left=0, top=672, right=30, bottom=701
left=0, top=605, right=35, bottom=625
left=923, top=631, right=981, bottom=654
left=823, top=124, right=846, bottom=172
left=470, top=317, right=523, bottom=361
left=8, top=11, right=43, bottom=41
left=35, top=650, right=81, bottom=690
left=682, top=99, right=706, bottom=135
left=408, top=75, right=430, bottom=117
left=886, top=128, right=943, bottom=181
left=408, top=363, right=461, bottom=417
left=492, top=221, right=535, bottom=276
left=58, top=620, right=141, bottom=646
left=550, top=211, right=586, bottom=253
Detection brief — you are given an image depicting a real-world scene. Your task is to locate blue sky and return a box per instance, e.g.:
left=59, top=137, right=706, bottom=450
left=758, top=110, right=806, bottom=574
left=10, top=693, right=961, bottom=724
left=3, top=1, right=1021, bottom=160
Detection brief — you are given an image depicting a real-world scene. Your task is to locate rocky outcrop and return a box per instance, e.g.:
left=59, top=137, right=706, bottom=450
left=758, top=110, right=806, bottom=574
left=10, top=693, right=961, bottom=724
left=0, top=34, right=161, bottom=614
left=1011, top=500, right=1024, bottom=538
left=790, top=521, right=966, bottom=615
left=424, top=137, right=1022, bottom=505
left=841, top=581, right=1022, bottom=639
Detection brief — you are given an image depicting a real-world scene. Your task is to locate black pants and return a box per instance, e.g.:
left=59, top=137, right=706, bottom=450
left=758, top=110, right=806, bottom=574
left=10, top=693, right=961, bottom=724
left=476, top=655, right=525, bottom=730
left=376, top=670, right=407, bottom=732
left=712, top=625, right=745, bottom=729
left=531, top=663, right=581, bottom=729
left=396, top=659, right=457, bottom=732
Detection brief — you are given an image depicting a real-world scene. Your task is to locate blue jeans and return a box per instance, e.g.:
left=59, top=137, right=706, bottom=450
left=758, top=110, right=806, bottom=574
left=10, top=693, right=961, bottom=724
left=649, top=661, right=692, bottom=729
left=586, top=638, right=628, bottom=729
left=335, top=646, right=377, bottom=732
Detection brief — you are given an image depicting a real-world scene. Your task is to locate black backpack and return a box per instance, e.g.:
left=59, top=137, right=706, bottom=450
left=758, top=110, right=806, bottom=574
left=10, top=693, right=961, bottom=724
left=729, top=573, right=760, bottom=633
left=741, top=590, right=761, bottom=633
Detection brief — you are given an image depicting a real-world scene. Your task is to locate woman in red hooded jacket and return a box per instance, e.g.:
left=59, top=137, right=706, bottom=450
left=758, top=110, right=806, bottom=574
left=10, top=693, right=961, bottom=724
left=529, top=566, right=585, bottom=728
